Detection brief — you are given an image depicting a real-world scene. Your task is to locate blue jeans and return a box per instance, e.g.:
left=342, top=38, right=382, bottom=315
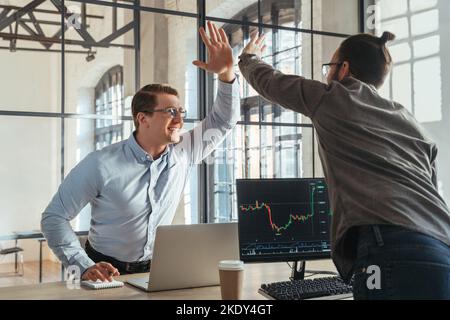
left=352, top=225, right=450, bottom=300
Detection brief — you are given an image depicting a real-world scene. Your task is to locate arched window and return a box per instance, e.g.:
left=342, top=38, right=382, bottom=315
left=94, top=65, right=125, bottom=150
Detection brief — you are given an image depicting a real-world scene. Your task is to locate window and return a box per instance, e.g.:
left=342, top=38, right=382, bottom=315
left=376, top=0, right=441, bottom=122
left=94, top=65, right=125, bottom=150
left=206, top=0, right=359, bottom=222
left=374, top=0, right=450, bottom=202
left=0, top=0, right=360, bottom=235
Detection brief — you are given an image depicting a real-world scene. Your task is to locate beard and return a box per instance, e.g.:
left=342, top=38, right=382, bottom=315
left=329, top=69, right=341, bottom=83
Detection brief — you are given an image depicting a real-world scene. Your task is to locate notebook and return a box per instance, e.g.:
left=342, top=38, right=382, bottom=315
left=81, top=279, right=124, bottom=290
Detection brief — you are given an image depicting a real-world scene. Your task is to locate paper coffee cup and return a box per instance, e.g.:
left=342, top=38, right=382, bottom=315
left=218, top=260, right=244, bottom=300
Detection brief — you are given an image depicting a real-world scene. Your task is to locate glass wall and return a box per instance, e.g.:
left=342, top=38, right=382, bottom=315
left=0, top=0, right=360, bottom=236
left=373, top=0, right=450, bottom=204
left=206, top=0, right=359, bottom=222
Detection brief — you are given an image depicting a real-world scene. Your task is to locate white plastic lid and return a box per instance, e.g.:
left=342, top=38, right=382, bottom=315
left=218, top=260, right=244, bottom=271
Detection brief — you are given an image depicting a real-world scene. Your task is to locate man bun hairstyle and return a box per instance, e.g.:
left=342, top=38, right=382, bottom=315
left=131, top=84, right=179, bottom=130
left=379, top=31, right=396, bottom=45
left=338, top=31, right=396, bottom=88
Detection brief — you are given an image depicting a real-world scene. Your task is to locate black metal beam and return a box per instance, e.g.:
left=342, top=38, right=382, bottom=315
left=50, top=0, right=96, bottom=47
left=20, top=18, right=63, bottom=26
left=81, top=3, right=87, bottom=30
left=113, top=0, right=117, bottom=32
left=0, top=4, right=103, bottom=19
left=133, top=0, right=140, bottom=91
left=60, top=0, right=65, bottom=183
left=0, top=46, right=93, bottom=54
left=28, top=12, right=44, bottom=33
left=0, top=32, right=134, bottom=49
left=0, top=0, right=45, bottom=32
left=48, top=24, right=68, bottom=48
left=69, top=0, right=198, bottom=18
left=62, top=0, right=351, bottom=39
left=18, top=20, right=50, bottom=49
left=28, top=12, right=46, bottom=39
left=0, top=8, right=11, bottom=21
left=197, top=0, right=208, bottom=223
left=0, top=110, right=199, bottom=122
left=99, top=21, right=133, bottom=45
left=205, top=15, right=350, bottom=39
left=18, top=20, right=37, bottom=37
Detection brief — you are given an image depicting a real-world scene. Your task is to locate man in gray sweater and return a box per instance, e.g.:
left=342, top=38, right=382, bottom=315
left=238, top=31, right=450, bottom=299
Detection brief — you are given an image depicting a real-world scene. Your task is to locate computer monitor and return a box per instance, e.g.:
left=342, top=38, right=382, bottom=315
left=236, top=178, right=332, bottom=265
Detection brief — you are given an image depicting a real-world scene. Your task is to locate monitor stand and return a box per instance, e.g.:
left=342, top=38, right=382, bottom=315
left=290, top=260, right=306, bottom=281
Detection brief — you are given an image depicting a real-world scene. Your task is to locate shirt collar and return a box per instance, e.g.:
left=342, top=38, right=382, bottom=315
left=127, top=132, right=169, bottom=164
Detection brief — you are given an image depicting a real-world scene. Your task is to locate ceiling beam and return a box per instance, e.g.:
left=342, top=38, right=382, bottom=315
left=0, top=32, right=134, bottom=49
left=50, top=0, right=96, bottom=47
left=98, top=21, right=133, bottom=45
left=0, top=0, right=46, bottom=32
left=18, top=20, right=50, bottom=49
left=0, top=8, right=11, bottom=21
left=0, top=4, right=104, bottom=19
left=28, top=12, right=50, bottom=48
left=0, top=45, right=94, bottom=54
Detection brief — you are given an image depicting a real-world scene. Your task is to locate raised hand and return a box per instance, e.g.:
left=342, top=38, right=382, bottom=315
left=193, top=21, right=235, bottom=83
left=242, top=31, right=267, bottom=58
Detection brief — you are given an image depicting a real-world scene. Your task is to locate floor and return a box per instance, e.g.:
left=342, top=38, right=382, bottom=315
left=0, top=260, right=62, bottom=288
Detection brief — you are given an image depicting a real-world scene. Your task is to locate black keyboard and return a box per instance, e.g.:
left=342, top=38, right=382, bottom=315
left=259, top=276, right=353, bottom=300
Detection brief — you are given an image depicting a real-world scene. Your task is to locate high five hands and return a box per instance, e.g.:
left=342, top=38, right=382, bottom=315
left=193, top=21, right=235, bottom=83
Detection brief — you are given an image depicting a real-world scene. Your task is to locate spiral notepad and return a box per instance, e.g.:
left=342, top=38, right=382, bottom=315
left=81, top=279, right=124, bottom=290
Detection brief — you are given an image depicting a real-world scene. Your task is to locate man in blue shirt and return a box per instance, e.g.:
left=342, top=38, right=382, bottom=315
left=41, top=22, right=240, bottom=282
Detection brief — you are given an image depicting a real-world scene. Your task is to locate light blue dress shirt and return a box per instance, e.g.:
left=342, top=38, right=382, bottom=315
left=41, top=80, right=240, bottom=274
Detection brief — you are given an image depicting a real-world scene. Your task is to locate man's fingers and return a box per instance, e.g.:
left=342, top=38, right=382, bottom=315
left=199, top=27, right=212, bottom=48
left=255, top=33, right=266, bottom=45
left=219, top=28, right=229, bottom=44
left=98, top=262, right=119, bottom=280
left=84, top=272, right=93, bottom=281
left=91, top=269, right=107, bottom=282
left=207, top=21, right=218, bottom=44
left=98, top=262, right=117, bottom=273
left=97, top=267, right=113, bottom=282
left=81, top=270, right=91, bottom=281
left=250, top=30, right=259, bottom=43
left=261, top=45, right=267, bottom=53
left=212, top=22, right=222, bottom=44
left=192, top=60, right=208, bottom=71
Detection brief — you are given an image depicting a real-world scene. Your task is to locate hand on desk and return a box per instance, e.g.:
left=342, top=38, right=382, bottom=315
left=82, top=262, right=120, bottom=282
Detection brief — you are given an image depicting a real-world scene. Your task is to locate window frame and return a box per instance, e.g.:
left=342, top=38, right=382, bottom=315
left=0, top=0, right=361, bottom=224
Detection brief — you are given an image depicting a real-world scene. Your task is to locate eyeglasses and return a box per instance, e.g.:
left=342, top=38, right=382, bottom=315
left=322, top=62, right=343, bottom=77
left=147, top=107, right=187, bottom=119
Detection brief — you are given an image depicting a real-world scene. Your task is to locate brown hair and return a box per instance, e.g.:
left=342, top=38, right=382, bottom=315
left=338, top=31, right=396, bottom=88
left=131, top=84, right=179, bottom=130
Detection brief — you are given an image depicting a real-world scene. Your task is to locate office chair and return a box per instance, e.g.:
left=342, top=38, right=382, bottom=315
left=0, top=243, right=24, bottom=276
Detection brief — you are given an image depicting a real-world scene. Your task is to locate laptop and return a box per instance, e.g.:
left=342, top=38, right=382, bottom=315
left=126, top=222, right=239, bottom=292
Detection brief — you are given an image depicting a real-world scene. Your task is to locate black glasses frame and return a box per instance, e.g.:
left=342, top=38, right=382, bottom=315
left=322, top=62, right=344, bottom=77
left=147, top=107, right=187, bottom=119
